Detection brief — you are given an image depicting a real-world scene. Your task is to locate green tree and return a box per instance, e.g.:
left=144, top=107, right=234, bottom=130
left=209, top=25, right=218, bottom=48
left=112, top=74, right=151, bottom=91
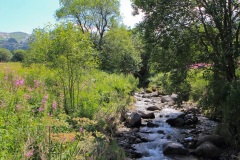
left=100, top=26, right=142, bottom=74
left=56, top=0, right=120, bottom=48
left=12, top=49, right=25, bottom=62
left=26, top=23, right=97, bottom=114
left=0, top=48, right=12, bottom=62
left=132, top=0, right=240, bottom=146
left=132, top=0, right=240, bottom=82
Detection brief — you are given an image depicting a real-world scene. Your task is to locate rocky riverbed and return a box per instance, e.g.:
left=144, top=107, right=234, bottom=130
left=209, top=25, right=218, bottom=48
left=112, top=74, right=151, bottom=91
left=116, top=91, right=239, bottom=160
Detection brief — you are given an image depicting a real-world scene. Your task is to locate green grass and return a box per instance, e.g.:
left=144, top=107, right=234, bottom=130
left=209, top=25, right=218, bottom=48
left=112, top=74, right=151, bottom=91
left=0, top=62, right=137, bottom=159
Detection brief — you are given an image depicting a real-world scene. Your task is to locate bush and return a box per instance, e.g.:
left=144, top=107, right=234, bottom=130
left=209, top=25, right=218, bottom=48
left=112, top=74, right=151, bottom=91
left=0, top=48, right=12, bottom=62
left=12, top=49, right=25, bottom=62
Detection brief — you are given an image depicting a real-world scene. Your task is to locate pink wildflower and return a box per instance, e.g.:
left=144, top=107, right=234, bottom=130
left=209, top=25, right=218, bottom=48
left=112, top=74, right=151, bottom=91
left=38, top=107, right=43, bottom=112
left=44, top=95, right=48, bottom=100
left=24, top=149, right=34, bottom=158
left=34, top=80, right=40, bottom=88
left=52, top=101, right=57, bottom=110
left=15, top=79, right=24, bottom=86
left=4, top=75, right=8, bottom=80
left=79, top=127, right=83, bottom=133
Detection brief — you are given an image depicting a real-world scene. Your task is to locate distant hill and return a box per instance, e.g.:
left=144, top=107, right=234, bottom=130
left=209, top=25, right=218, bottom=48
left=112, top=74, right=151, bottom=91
left=0, top=32, right=30, bottom=43
left=0, top=32, right=30, bottom=51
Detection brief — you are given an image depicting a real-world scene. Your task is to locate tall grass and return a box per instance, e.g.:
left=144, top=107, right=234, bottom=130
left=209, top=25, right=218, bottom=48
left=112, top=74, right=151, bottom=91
left=0, top=62, right=137, bottom=159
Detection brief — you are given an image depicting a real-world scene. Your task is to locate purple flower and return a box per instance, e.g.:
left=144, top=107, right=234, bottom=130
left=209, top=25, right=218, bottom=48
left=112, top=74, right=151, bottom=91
left=24, top=149, right=34, bottom=158
left=34, top=80, right=40, bottom=88
left=15, top=79, right=24, bottom=86
left=52, top=101, right=57, bottom=110
left=79, top=127, right=83, bottom=133
left=38, top=107, right=43, bottom=112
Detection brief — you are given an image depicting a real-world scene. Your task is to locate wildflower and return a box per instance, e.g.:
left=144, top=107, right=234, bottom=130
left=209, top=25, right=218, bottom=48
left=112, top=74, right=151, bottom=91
left=38, top=107, right=43, bottom=112
left=24, top=149, right=34, bottom=158
left=44, top=95, right=48, bottom=100
left=4, top=75, right=8, bottom=80
left=15, top=79, right=24, bottom=86
left=52, top=101, right=57, bottom=110
left=16, top=104, right=22, bottom=111
left=24, top=94, right=32, bottom=100
left=79, top=127, right=83, bottom=133
left=34, top=80, right=40, bottom=88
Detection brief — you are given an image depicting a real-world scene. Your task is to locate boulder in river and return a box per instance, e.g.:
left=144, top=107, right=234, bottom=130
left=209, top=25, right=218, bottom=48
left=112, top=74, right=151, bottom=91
left=138, top=111, right=155, bottom=119
left=146, top=106, right=161, bottom=111
left=161, top=95, right=174, bottom=103
left=196, top=135, right=227, bottom=149
left=163, top=142, right=189, bottom=155
left=195, top=141, right=221, bottom=159
left=166, top=117, right=185, bottom=127
left=125, top=112, right=141, bottom=127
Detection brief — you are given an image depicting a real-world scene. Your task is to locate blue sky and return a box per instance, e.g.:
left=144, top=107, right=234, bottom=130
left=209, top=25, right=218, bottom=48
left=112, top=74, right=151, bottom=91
left=0, top=0, right=142, bottom=34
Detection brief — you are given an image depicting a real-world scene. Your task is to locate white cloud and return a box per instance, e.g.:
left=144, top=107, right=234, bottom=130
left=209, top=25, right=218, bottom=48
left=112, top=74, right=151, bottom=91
left=120, top=0, right=143, bottom=28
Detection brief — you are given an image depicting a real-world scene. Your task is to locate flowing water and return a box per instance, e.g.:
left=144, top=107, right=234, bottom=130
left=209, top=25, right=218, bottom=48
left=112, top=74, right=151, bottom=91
left=120, top=92, right=218, bottom=160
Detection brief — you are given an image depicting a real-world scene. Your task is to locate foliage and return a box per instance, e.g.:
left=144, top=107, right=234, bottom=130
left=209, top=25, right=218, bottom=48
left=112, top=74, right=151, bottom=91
left=25, top=23, right=97, bottom=115
left=12, top=49, right=25, bottom=62
left=0, top=48, right=12, bottom=62
left=100, top=26, right=142, bottom=74
left=0, top=63, right=137, bottom=159
left=56, top=0, right=120, bottom=47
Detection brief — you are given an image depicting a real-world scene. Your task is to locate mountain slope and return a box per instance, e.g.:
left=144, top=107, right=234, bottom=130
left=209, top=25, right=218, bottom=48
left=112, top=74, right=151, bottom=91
left=0, top=32, right=30, bottom=43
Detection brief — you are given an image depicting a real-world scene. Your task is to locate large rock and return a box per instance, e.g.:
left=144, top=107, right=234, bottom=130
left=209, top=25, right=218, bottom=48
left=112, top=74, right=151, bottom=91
left=196, top=135, right=227, bottom=149
left=161, top=95, right=173, bottom=103
left=163, top=142, right=189, bottom=155
left=138, top=111, right=155, bottom=119
left=146, top=106, right=161, bottom=111
left=170, top=94, right=178, bottom=101
left=125, top=112, right=141, bottom=127
left=195, top=141, right=221, bottom=159
left=166, top=117, right=185, bottom=127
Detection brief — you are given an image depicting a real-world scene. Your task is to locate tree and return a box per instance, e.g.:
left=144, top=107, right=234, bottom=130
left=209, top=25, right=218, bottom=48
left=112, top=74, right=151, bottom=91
left=55, top=0, right=120, bottom=48
left=132, top=0, right=240, bottom=146
left=100, top=26, right=142, bottom=74
left=0, top=48, right=12, bottom=62
left=132, top=0, right=240, bottom=82
left=26, top=23, right=97, bottom=115
left=12, top=49, right=25, bottom=62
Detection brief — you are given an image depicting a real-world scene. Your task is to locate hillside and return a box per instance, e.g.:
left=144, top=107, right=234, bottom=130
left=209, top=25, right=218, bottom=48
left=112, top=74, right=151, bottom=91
left=0, top=32, right=30, bottom=50
left=0, top=32, right=30, bottom=43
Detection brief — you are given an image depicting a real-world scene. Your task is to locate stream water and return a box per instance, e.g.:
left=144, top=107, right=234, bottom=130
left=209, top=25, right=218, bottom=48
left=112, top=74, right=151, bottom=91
left=118, top=92, right=218, bottom=160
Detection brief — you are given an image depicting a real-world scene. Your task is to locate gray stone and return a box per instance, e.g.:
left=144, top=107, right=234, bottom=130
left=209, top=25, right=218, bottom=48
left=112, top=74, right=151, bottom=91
left=196, top=135, right=227, bottom=149
left=161, top=95, right=173, bottom=103
left=125, top=112, right=141, bottom=127
left=146, top=106, right=161, bottom=111
left=138, top=111, right=155, bottom=119
left=166, top=117, right=185, bottom=127
left=163, top=142, right=189, bottom=155
left=195, top=141, right=221, bottom=159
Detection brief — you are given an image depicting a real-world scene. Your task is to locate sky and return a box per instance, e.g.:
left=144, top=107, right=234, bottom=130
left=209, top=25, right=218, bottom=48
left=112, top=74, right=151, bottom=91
left=0, top=0, right=143, bottom=34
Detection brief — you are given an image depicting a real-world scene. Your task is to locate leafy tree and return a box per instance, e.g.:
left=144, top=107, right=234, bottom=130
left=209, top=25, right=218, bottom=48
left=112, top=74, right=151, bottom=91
left=132, top=0, right=240, bottom=82
left=56, top=0, right=120, bottom=47
left=132, top=0, right=240, bottom=146
left=100, top=26, right=142, bottom=74
left=0, top=48, right=12, bottom=62
left=12, top=49, right=25, bottom=62
left=26, top=23, right=97, bottom=115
